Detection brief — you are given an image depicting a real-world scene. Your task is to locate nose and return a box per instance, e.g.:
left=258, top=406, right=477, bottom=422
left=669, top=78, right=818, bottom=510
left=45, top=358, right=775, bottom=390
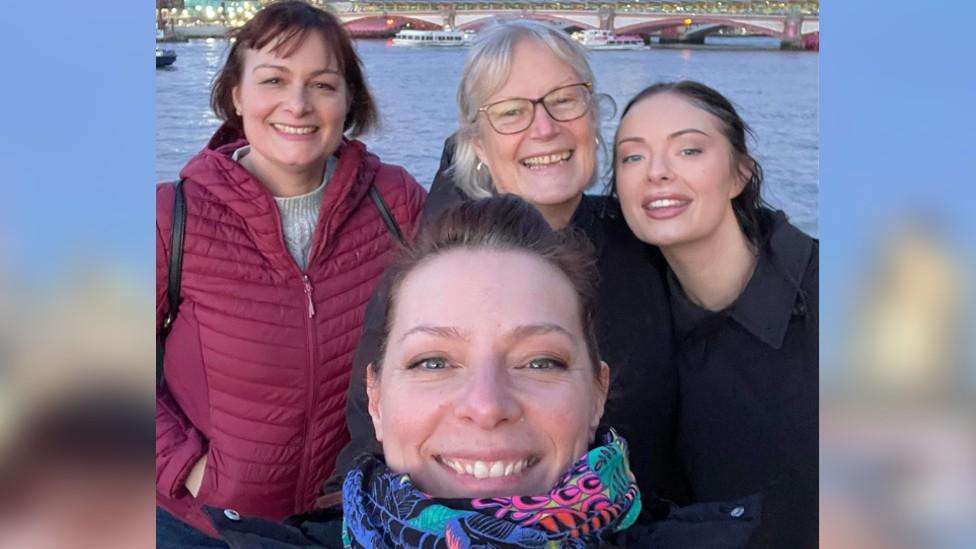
left=284, top=84, right=311, bottom=115
left=454, top=358, right=522, bottom=429
left=527, top=101, right=558, bottom=139
left=646, top=152, right=673, bottom=183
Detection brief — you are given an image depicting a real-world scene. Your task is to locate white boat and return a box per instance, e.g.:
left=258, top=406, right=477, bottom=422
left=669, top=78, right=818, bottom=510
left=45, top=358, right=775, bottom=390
left=572, top=30, right=647, bottom=51
left=392, top=29, right=473, bottom=47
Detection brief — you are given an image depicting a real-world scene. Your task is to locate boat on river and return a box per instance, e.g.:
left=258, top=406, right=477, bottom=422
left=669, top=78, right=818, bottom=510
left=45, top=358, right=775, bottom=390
left=156, top=48, right=177, bottom=68
left=572, top=30, right=647, bottom=51
left=392, top=29, right=473, bottom=47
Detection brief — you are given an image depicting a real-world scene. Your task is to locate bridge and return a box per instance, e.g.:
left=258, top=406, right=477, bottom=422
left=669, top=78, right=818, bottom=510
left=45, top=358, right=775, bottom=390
left=331, top=1, right=819, bottom=48
left=156, top=1, right=819, bottom=49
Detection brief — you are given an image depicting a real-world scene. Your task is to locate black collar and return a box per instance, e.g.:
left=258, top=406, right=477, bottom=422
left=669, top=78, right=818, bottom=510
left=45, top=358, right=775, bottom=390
left=669, top=210, right=814, bottom=350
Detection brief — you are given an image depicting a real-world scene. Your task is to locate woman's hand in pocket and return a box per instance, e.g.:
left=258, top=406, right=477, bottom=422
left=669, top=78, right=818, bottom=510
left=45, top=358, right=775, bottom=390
left=185, top=454, right=208, bottom=497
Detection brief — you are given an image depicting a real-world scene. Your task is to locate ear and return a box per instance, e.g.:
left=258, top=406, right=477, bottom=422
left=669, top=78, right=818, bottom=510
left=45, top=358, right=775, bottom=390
left=366, top=364, right=383, bottom=443
left=590, top=361, right=611, bottom=435
left=232, top=85, right=242, bottom=117
left=729, top=157, right=753, bottom=200
left=471, top=133, right=488, bottom=169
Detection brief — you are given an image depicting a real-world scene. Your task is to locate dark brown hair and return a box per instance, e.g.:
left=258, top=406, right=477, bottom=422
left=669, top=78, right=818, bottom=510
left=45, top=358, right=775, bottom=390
left=610, top=80, right=772, bottom=247
left=375, top=195, right=602, bottom=375
left=210, top=0, right=377, bottom=136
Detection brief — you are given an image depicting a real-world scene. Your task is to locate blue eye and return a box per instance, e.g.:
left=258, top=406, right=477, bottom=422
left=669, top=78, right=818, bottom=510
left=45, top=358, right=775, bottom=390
left=409, top=357, right=449, bottom=370
left=524, top=358, right=567, bottom=370
left=620, top=154, right=643, bottom=164
left=679, top=148, right=702, bottom=156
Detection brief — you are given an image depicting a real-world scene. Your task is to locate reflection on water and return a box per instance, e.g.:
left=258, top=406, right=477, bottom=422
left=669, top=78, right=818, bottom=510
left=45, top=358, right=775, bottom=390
left=156, top=38, right=819, bottom=235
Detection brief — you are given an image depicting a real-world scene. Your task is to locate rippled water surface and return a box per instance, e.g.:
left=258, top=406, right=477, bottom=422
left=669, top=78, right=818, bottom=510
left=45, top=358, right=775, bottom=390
left=157, top=38, right=818, bottom=234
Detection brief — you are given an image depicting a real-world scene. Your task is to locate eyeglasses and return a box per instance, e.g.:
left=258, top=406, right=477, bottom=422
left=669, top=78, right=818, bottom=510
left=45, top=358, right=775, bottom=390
left=478, top=82, right=593, bottom=135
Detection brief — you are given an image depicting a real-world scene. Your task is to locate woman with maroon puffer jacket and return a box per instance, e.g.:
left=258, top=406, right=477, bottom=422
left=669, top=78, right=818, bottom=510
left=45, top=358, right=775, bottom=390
left=155, top=2, right=425, bottom=546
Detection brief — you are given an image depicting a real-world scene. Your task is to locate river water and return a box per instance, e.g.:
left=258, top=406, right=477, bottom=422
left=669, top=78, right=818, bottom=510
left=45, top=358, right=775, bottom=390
left=157, top=38, right=818, bottom=235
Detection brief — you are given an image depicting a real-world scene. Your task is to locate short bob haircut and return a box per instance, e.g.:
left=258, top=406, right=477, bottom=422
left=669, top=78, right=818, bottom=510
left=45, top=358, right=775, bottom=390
left=610, top=80, right=772, bottom=247
left=210, top=0, right=378, bottom=137
left=373, top=195, right=602, bottom=376
left=451, top=20, right=604, bottom=199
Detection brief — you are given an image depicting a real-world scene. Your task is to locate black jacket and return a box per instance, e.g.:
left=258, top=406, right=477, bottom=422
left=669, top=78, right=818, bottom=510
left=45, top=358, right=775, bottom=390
left=327, top=136, right=690, bottom=507
left=671, top=210, right=818, bottom=549
left=206, top=494, right=760, bottom=548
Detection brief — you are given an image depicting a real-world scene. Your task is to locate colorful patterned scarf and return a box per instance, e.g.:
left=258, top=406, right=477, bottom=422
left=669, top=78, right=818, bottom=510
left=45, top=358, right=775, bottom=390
left=341, top=430, right=641, bottom=548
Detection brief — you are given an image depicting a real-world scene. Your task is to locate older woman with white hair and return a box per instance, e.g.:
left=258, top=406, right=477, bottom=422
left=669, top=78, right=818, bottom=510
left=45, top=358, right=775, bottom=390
left=330, top=19, right=690, bottom=511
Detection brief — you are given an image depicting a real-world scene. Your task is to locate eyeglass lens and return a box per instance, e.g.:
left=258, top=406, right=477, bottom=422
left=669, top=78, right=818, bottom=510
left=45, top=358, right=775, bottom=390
left=484, top=84, right=590, bottom=134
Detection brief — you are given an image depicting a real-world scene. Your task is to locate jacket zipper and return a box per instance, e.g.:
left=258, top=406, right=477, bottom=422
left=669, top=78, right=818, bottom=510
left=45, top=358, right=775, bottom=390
left=303, top=275, right=316, bottom=318
left=295, top=273, right=318, bottom=511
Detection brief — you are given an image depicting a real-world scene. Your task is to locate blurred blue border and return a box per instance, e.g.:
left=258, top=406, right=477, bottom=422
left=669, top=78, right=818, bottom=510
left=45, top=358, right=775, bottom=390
left=820, top=1, right=976, bottom=370
left=0, top=1, right=154, bottom=280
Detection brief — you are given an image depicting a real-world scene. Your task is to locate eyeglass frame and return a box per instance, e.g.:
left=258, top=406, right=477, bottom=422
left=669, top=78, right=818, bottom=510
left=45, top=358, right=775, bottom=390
left=477, top=82, right=595, bottom=135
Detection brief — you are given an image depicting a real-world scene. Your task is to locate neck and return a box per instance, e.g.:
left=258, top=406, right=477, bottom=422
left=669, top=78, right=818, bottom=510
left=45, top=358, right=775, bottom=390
left=240, top=154, right=327, bottom=198
left=662, top=209, right=757, bottom=312
left=535, top=194, right=582, bottom=229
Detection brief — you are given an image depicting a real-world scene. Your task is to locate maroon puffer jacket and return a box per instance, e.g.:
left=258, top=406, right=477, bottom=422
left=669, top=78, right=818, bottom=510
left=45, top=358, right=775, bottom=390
left=155, top=126, right=426, bottom=536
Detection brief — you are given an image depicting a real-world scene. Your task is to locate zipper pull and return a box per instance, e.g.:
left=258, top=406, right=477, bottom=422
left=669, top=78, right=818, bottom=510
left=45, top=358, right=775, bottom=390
left=303, top=274, right=316, bottom=318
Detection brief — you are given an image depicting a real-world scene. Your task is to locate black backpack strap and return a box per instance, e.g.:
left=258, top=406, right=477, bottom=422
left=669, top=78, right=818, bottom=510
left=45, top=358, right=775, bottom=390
left=368, top=184, right=404, bottom=245
left=157, top=179, right=187, bottom=387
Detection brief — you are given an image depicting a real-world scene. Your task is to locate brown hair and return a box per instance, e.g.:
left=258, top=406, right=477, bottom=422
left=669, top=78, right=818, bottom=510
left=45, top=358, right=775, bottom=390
left=210, top=0, right=377, bottom=137
left=375, top=195, right=602, bottom=375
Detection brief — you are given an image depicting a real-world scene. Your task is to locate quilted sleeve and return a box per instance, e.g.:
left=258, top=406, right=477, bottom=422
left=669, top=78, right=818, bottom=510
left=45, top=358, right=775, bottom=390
left=156, top=183, right=207, bottom=498
left=397, top=166, right=427, bottom=242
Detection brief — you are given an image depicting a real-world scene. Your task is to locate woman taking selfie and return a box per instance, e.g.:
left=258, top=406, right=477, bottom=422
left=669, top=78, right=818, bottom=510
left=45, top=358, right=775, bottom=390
left=333, top=20, right=688, bottom=509
left=208, top=196, right=758, bottom=548
left=155, top=2, right=425, bottom=545
left=612, top=81, right=818, bottom=548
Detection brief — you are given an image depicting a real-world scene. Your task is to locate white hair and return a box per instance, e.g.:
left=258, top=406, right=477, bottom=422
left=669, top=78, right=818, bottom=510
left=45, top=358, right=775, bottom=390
left=450, top=20, right=605, bottom=198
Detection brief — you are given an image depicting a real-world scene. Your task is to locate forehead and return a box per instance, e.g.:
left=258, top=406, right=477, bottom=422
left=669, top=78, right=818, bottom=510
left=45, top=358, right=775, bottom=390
left=390, top=249, right=582, bottom=337
left=620, top=93, right=723, bottom=136
left=487, top=39, right=580, bottom=100
left=243, top=30, right=338, bottom=68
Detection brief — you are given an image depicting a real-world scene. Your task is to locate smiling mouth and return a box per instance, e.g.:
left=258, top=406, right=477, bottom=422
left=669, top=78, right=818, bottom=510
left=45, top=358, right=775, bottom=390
left=272, top=123, right=318, bottom=135
left=646, top=198, right=690, bottom=209
left=520, top=150, right=573, bottom=170
left=435, top=456, right=540, bottom=479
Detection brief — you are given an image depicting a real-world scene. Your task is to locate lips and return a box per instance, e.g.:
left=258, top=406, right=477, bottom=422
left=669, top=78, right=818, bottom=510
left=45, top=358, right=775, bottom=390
left=520, top=150, right=573, bottom=170
left=642, top=195, right=691, bottom=220
left=436, top=455, right=539, bottom=480
left=271, top=123, right=318, bottom=135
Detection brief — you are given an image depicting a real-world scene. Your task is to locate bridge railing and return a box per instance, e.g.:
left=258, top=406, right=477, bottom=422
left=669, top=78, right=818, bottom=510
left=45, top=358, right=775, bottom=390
left=329, top=0, right=819, bottom=17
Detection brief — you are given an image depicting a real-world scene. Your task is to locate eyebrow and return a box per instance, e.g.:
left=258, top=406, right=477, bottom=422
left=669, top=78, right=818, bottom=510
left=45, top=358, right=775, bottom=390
left=493, top=80, right=580, bottom=103
left=399, top=325, right=468, bottom=343
left=252, top=64, right=341, bottom=76
left=397, top=323, right=575, bottom=344
left=616, top=128, right=710, bottom=147
left=507, top=323, right=575, bottom=341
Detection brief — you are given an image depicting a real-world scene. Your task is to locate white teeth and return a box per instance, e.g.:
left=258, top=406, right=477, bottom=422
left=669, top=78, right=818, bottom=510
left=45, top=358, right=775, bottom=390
left=442, top=457, right=531, bottom=479
left=522, top=151, right=572, bottom=168
left=473, top=461, right=489, bottom=479
left=488, top=461, right=505, bottom=478
left=649, top=199, right=685, bottom=208
left=272, top=123, right=317, bottom=135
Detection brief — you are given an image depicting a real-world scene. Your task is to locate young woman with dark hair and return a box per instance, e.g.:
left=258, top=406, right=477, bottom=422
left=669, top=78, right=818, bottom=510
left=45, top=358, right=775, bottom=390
left=612, top=80, right=818, bottom=549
